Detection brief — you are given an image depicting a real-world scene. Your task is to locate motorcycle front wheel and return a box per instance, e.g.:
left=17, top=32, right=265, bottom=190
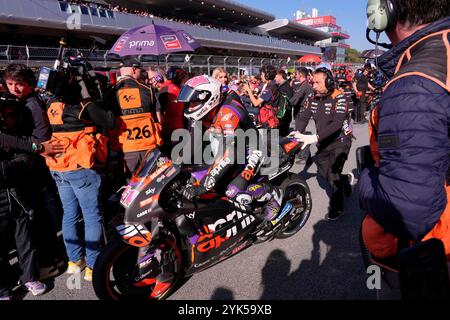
left=93, top=236, right=183, bottom=300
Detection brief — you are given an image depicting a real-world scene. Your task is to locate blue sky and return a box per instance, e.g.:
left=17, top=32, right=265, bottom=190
left=234, top=0, right=389, bottom=51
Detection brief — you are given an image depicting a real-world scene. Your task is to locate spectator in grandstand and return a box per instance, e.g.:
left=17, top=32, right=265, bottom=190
left=0, top=93, right=47, bottom=300
left=3, top=64, right=65, bottom=280
left=275, top=69, right=293, bottom=137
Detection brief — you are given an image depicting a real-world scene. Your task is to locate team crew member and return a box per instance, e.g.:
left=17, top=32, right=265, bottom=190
left=275, top=69, right=293, bottom=137
left=352, top=67, right=375, bottom=122
left=291, top=67, right=314, bottom=163
left=359, top=0, right=450, bottom=258
left=107, top=57, right=163, bottom=176
left=290, top=68, right=353, bottom=220
left=46, top=73, right=115, bottom=281
left=156, top=66, right=188, bottom=154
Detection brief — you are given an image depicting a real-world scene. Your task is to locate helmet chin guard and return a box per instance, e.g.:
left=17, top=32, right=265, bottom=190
left=178, top=75, right=222, bottom=121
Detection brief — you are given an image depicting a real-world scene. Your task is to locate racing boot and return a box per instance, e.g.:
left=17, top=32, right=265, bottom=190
left=263, top=187, right=284, bottom=221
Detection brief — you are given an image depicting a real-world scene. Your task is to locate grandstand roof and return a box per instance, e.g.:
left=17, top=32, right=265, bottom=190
left=257, top=19, right=331, bottom=42
left=107, top=0, right=275, bottom=27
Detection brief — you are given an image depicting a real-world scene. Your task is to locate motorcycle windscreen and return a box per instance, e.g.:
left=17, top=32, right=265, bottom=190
left=134, top=149, right=163, bottom=179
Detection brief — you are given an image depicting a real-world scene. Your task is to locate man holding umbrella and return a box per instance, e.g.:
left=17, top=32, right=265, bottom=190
left=107, top=23, right=200, bottom=177
left=107, top=56, right=163, bottom=178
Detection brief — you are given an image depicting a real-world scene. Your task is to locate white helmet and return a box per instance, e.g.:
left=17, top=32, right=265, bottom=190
left=178, top=75, right=222, bottom=121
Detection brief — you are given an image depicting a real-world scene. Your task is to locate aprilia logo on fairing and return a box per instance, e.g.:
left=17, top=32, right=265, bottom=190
left=209, top=157, right=231, bottom=177
left=196, top=211, right=255, bottom=253
left=208, top=210, right=255, bottom=238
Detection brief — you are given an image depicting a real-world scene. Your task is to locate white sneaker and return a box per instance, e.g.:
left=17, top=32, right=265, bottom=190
left=66, top=259, right=86, bottom=274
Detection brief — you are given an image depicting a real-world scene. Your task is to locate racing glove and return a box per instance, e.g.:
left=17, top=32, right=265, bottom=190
left=288, top=131, right=318, bottom=150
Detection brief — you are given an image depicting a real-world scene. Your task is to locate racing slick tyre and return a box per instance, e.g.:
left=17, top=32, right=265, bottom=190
left=93, top=236, right=183, bottom=300
left=276, top=174, right=312, bottom=239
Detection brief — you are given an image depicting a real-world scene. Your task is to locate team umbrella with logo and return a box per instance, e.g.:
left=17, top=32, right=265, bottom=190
left=109, top=23, right=200, bottom=57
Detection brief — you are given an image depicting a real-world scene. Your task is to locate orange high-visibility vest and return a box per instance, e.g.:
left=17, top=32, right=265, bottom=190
left=46, top=101, right=108, bottom=172
left=110, top=77, right=162, bottom=153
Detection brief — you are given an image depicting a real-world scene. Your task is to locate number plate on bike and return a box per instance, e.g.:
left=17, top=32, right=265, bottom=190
left=120, top=185, right=140, bottom=208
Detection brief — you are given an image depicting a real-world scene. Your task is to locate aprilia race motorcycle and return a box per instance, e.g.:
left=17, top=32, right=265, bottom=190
left=93, top=137, right=312, bottom=300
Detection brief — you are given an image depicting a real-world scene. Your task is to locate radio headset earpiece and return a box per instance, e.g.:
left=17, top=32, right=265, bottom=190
left=366, top=0, right=397, bottom=49
left=315, top=67, right=335, bottom=91
left=367, top=0, right=397, bottom=32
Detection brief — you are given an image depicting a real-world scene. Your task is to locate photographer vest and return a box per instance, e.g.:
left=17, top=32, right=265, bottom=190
left=111, top=77, right=162, bottom=153
left=46, top=101, right=108, bottom=172
left=365, top=30, right=450, bottom=258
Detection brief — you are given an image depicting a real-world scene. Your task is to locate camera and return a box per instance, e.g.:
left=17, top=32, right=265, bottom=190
left=37, top=51, right=105, bottom=104
left=0, top=92, right=20, bottom=132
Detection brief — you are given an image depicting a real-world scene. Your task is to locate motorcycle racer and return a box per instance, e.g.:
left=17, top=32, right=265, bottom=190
left=177, top=75, right=283, bottom=220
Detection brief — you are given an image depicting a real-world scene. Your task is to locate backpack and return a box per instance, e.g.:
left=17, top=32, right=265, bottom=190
left=276, top=91, right=291, bottom=119
left=257, top=103, right=279, bottom=128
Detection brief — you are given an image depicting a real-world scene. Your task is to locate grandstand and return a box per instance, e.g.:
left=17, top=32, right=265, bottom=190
left=0, top=0, right=331, bottom=73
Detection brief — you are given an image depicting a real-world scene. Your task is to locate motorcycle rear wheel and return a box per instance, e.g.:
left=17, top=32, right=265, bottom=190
left=275, top=174, right=312, bottom=239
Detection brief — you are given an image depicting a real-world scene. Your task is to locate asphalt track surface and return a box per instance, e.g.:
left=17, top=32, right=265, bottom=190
left=22, top=120, right=376, bottom=300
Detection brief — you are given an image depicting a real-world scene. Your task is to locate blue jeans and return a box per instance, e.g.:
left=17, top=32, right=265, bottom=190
left=51, top=169, right=103, bottom=268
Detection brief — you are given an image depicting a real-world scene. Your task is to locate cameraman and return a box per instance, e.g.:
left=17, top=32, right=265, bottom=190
left=4, top=64, right=66, bottom=280
left=45, top=67, right=114, bottom=282
left=0, top=93, right=47, bottom=299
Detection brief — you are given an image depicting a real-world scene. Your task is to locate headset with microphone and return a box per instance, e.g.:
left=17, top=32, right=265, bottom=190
left=366, top=0, right=397, bottom=49
left=315, top=67, right=335, bottom=92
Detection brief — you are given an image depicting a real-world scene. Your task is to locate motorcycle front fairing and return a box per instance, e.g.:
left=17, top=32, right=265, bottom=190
left=119, top=149, right=180, bottom=225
